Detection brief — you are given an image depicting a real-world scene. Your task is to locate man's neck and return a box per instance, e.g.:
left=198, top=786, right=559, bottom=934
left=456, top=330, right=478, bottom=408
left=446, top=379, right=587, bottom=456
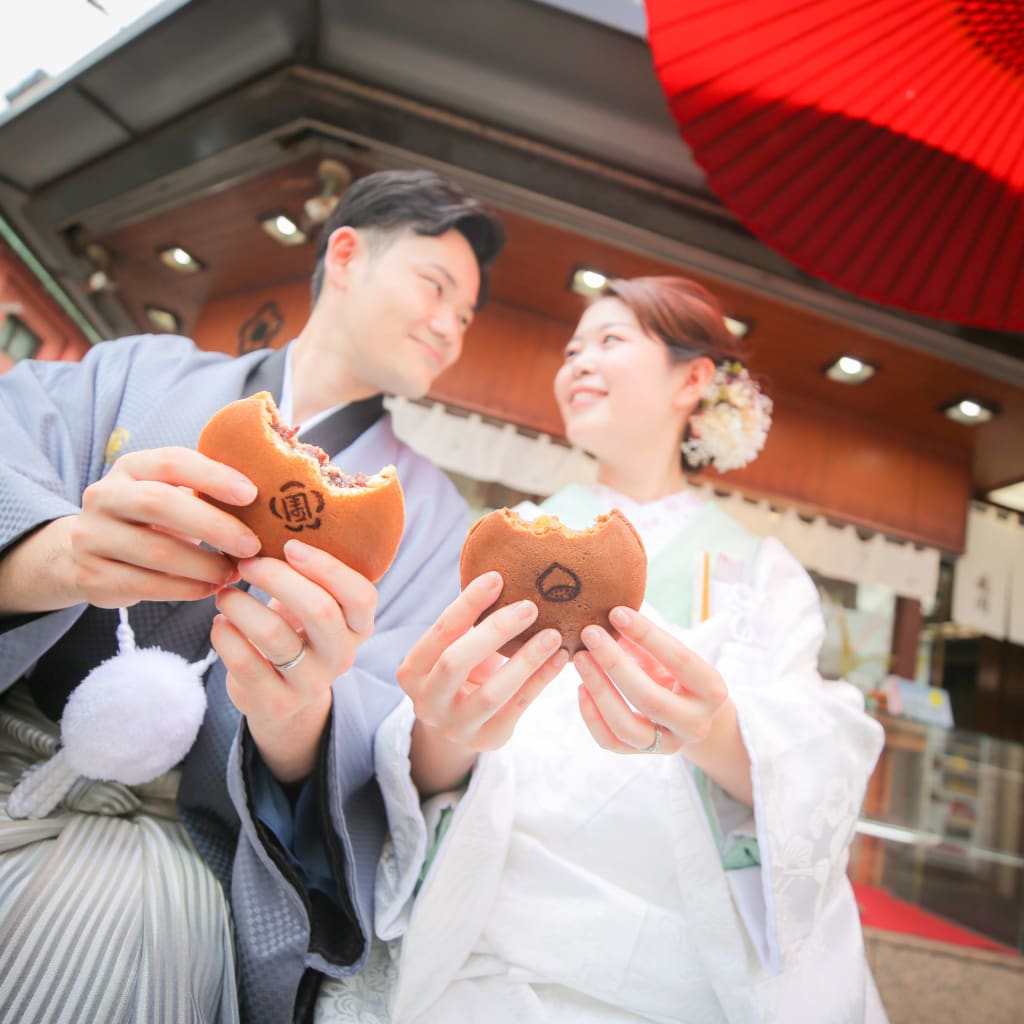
left=289, top=330, right=377, bottom=424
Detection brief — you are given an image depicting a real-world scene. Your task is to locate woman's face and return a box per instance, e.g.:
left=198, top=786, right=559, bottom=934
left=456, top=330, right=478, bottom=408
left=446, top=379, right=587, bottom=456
left=554, top=296, right=689, bottom=457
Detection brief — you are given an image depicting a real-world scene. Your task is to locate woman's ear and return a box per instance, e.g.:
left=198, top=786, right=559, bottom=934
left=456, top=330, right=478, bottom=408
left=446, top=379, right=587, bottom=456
left=321, top=226, right=361, bottom=293
left=673, top=355, right=716, bottom=411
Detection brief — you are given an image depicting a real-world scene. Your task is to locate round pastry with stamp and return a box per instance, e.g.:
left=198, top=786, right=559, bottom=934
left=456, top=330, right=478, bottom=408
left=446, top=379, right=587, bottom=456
left=197, top=391, right=404, bottom=581
left=459, top=507, right=647, bottom=655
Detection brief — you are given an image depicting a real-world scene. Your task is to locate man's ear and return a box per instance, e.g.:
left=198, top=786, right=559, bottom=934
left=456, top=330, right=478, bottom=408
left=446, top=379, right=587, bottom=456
left=322, top=226, right=361, bottom=292
left=673, top=355, right=716, bottom=411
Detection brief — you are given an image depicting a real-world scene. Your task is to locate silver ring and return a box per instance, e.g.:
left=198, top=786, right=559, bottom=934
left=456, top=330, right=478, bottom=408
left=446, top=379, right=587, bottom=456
left=271, top=640, right=307, bottom=672
left=641, top=725, right=663, bottom=755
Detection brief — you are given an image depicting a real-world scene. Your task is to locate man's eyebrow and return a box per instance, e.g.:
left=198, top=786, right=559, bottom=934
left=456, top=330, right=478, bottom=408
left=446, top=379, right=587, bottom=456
left=426, top=261, right=458, bottom=290
left=428, top=260, right=479, bottom=317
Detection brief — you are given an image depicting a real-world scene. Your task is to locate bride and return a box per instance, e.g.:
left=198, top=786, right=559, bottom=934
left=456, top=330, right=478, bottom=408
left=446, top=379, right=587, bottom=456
left=317, top=275, right=887, bottom=1023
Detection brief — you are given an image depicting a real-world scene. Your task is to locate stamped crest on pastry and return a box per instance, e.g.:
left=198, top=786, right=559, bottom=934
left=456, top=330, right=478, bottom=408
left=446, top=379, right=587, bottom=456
left=269, top=481, right=325, bottom=532
left=536, top=563, right=582, bottom=603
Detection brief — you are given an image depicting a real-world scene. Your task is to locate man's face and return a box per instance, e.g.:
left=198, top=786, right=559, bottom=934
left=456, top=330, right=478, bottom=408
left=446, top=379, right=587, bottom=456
left=341, top=228, right=482, bottom=399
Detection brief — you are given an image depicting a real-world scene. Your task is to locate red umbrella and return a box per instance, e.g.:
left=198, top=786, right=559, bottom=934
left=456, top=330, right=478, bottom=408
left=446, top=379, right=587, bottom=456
left=644, top=0, right=1024, bottom=330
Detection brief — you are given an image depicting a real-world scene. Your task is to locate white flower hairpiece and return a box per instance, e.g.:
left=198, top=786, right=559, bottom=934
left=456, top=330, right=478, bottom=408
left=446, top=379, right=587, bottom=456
left=681, top=361, right=773, bottom=473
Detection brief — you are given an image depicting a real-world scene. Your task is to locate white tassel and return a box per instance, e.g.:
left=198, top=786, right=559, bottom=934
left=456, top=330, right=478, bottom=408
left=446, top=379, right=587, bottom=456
left=7, top=609, right=215, bottom=820
left=6, top=750, right=78, bottom=819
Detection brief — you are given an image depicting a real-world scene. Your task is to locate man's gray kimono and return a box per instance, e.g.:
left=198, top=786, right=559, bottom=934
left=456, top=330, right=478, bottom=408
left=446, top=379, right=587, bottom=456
left=0, top=336, right=467, bottom=1022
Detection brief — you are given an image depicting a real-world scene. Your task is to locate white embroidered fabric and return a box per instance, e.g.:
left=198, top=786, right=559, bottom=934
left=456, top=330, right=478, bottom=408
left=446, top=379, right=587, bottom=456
left=317, top=493, right=887, bottom=1023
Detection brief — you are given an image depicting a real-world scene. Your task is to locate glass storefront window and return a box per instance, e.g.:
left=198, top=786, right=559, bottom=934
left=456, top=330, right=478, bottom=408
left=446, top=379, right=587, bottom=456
left=852, top=716, right=1024, bottom=952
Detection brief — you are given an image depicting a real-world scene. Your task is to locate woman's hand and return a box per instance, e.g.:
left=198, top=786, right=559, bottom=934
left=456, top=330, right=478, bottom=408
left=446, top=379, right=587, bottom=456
left=211, top=539, right=377, bottom=783
left=575, top=605, right=753, bottom=806
left=397, top=571, right=569, bottom=796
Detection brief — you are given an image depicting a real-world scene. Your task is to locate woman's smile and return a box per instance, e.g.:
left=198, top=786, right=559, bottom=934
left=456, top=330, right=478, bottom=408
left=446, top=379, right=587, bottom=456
left=567, top=385, right=607, bottom=408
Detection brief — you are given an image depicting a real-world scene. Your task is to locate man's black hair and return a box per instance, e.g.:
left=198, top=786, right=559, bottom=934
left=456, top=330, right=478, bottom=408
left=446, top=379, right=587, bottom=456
left=310, top=168, right=505, bottom=307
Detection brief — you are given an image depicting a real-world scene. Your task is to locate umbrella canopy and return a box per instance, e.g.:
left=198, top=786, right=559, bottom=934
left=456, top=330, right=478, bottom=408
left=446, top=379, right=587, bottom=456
left=644, top=0, right=1024, bottom=330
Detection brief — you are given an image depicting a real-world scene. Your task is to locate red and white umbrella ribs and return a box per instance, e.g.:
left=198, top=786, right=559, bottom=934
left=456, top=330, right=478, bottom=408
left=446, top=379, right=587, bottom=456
left=644, top=0, right=1024, bottom=330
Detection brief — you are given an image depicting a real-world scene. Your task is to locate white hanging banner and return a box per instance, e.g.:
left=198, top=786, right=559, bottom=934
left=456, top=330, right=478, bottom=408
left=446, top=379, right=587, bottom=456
left=387, top=397, right=942, bottom=605
left=1009, top=520, right=1024, bottom=646
left=385, top=397, right=597, bottom=495
left=951, top=505, right=1016, bottom=640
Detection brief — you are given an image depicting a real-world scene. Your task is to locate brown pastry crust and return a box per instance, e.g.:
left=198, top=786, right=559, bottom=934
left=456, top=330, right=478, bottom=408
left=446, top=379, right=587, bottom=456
left=459, top=507, right=647, bottom=655
left=197, top=391, right=404, bottom=581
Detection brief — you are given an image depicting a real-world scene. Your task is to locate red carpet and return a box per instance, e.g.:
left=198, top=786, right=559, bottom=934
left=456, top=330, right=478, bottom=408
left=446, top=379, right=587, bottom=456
left=852, top=882, right=1019, bottom=956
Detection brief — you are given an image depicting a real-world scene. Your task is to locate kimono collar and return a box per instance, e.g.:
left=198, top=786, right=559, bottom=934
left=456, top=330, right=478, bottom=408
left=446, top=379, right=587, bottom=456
left=244, top=343, right=385, bottom=458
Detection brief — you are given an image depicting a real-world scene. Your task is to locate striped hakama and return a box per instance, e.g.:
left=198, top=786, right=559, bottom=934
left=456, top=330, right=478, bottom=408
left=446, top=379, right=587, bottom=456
left=0, top=683, right=239, bottom=1023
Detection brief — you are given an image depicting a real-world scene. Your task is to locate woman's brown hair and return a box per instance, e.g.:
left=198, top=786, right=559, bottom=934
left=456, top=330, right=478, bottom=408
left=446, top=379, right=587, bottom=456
left=601, top=276, right=744, bottom=365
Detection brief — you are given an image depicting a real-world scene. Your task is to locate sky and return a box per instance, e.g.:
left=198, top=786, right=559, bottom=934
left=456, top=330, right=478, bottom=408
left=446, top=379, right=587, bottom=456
left=0, top=0, right=172, bottom=112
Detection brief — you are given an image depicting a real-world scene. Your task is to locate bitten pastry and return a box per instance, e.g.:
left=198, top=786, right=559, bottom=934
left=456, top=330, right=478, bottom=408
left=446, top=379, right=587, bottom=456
left=459, top=507, right=647, bottom=655
left=197, top=391, right=404, bottom=581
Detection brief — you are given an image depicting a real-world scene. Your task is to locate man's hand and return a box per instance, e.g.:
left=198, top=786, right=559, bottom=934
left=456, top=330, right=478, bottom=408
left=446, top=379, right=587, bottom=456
left=212, top=539, right=377, bottom=783
left=0, top=446, right=261, bottom=615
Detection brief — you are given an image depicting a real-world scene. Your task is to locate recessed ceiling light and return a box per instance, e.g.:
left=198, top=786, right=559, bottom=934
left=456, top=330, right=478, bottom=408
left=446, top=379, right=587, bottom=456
left=941, top=396, right=998, bottom=424
left=144, top=305, right=181, bottom=333
left=260, top=213, right=308, bottom=247
left=987, top=481, right=1024, bottom=513
left=824, top=354, right=877, bottom=384
left=158, top=246, right=204, bottom=274
left=723, top=315, right=751, bottom=339
left=569, top=267, right=609, bottom=296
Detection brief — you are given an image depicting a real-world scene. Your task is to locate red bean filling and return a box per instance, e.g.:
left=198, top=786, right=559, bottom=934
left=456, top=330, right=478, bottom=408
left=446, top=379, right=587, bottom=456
left=270, top=414, right=368, bottom=488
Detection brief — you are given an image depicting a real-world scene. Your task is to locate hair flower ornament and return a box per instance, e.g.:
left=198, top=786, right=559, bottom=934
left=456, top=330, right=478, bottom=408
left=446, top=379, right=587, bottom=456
left=681, top=361, right=773, bottom=473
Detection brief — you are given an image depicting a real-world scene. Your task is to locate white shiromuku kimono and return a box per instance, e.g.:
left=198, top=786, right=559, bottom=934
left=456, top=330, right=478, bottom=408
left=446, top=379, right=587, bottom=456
left=316, top=483, right=888, bottom=1024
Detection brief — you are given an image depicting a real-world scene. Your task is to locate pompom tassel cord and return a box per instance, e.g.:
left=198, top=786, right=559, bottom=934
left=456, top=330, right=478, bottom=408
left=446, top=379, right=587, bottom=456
left=7, top=609, right=215, bottom=820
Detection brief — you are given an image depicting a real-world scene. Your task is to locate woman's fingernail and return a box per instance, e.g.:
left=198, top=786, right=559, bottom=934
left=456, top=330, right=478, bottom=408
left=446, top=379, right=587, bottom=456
left=610, top=607, right=632, bottom=628
left=484, top=571, right=503, bottom=589
left=516, top=600, right=537, bottom=620
left=582, top=625, right=605, bottom=648
left=534, top=628, right=561, bottom=651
